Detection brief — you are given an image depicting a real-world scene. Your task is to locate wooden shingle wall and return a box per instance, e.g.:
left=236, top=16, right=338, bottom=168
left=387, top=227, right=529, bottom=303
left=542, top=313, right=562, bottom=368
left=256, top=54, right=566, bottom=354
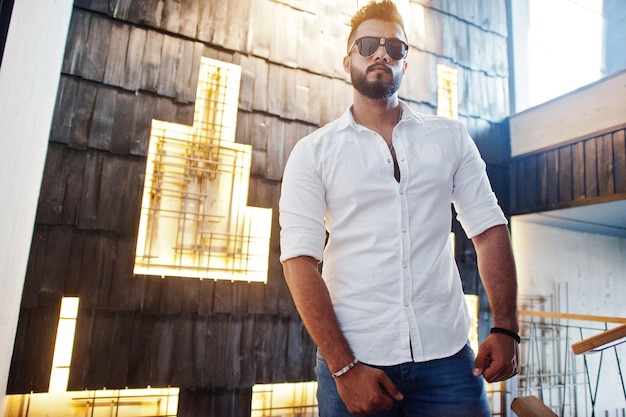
left=9, top=0, right=511, bottom=414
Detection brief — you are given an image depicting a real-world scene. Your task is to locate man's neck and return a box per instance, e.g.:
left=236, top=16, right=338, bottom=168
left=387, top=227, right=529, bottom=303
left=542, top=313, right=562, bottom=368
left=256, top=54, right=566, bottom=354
left=351, top=94, right=401, bottom=130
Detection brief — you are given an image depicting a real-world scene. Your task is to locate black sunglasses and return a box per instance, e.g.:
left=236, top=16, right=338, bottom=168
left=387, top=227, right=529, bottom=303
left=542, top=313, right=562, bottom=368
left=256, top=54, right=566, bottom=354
left=348, top=36, right=409, bottom=60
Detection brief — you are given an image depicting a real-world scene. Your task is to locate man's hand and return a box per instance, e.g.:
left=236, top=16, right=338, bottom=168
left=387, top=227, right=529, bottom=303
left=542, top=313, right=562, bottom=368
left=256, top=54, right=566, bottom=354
left=334, top=363, right=404, bottom=416
left=472, top=333, right=520, bottom=382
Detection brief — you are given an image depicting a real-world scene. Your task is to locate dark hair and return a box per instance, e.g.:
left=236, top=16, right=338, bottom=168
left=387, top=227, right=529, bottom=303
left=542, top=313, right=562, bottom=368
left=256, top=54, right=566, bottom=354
left=347, top=0, right=407, bottom=47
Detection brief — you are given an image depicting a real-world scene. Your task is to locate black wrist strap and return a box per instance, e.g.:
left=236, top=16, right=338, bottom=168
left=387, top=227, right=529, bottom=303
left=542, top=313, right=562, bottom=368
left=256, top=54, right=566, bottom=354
left=490, top=327, right=521, bottom=343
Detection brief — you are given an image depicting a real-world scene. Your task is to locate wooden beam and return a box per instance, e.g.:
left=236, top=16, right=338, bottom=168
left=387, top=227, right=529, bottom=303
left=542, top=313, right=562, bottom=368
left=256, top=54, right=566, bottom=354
left=511, top=396, right=558, bottom=417
left=519, top=310, right=626, bottom=324
left=571, top=323, right=626, bottom=355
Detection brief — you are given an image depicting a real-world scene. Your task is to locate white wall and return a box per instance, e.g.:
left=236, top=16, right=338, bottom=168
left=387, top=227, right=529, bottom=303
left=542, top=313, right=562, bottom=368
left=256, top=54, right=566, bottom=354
left=511, top=219, right=626, bottom=318
left=511, top=218, right=626, bottom=412
left=510, top=68, right=626, bottom=156
left=0, top=0, right=73, bottom=411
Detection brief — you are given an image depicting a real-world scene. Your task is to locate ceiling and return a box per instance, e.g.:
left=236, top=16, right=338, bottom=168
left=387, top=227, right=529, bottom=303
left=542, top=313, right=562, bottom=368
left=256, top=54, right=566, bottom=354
left=514, top=200, right=626, bottom=238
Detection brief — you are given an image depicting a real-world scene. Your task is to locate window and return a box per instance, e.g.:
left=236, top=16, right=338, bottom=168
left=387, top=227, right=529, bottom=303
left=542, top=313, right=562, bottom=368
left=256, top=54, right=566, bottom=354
left=135, top=57, right=271, bottom=282
left=436, top=64, right=458, bottom=120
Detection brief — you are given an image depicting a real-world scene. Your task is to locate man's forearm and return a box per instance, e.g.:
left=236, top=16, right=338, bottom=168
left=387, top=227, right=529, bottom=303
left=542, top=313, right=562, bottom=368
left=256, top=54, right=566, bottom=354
left=282, top=256, right=356, bottom=373
left=472, top=224, right=519, bottom=332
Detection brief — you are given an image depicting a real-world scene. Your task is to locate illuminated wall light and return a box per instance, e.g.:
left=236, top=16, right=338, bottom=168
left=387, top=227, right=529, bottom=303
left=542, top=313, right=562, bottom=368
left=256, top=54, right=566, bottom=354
left=49, top=297, right=79, bottom=393
left=251, top=382, right=318, bottom=416
left=437, top=64, right=459, bottom=120
left=134, top=57, right=272, bottom=282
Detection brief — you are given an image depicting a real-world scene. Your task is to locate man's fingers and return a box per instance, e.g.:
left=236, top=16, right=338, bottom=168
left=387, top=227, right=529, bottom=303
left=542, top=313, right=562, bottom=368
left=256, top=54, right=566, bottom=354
left=379, top=374, right=404, bottom=402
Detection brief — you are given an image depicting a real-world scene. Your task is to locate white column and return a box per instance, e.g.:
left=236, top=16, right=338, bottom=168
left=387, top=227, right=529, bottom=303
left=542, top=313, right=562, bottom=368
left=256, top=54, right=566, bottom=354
left=0, top=0, right=73, bottom=410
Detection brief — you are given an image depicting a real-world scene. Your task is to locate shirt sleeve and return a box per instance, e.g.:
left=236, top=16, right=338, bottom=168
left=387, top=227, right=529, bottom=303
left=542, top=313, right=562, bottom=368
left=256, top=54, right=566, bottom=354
left=452, top=123, right=507, bottom=239
left=279, top=138, right=327, bottom=263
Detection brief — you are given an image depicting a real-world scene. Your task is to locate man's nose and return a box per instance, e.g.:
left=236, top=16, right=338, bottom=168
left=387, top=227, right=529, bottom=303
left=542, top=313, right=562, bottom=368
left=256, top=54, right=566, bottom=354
left=372, top=44, right=390, bottom=62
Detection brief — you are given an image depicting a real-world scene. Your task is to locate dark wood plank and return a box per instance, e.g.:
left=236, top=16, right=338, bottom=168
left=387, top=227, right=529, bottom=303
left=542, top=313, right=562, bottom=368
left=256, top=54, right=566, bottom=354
left=62, top=9, right=91, bottom=76
left=196, top=0, right=215, bottom=43
left=95, top=155, right=144, bottom=233
left=161, top=0, right=181, bottom=34
left=238, top=57, right=255, bottom=112
left=140, top=30, right=165, bottom=93
left=614, top=129, right=626, bottom=193
left=83, top=311, right=116, bottom=388
left=174, top=40, right=203, bottom=104
left=213, top=281, right=242, bottom=314
left=526, top=155, right=540, bottom=211
left=81, top=14, right=112, bottom=82
left=103, top=20, right=130, bottom=87
left=128, top=93, right=157, bottom=157
left=122, top=26, right=147, bottom=91
left=178, top=0, right=200, bottom=39
left=69, top=80, right=98, bottom=150
left=127, top=313, right=156, bottom=386
left=558, top=146, right=573, bottom=203
left=88, top=88, right=116, bottom=150
left=572, top=141, right=586, bottom=200
left=156, top=35, right=180, bottom=99
left=597, top=133, right=615, bottom=196
left=21, top=226, right=49, bottom=308
left=106, top=312, right=134, bottom=387
left=39, top=226, right=73, bottom=299
left=152, top=316, right=175, bottom=386
left=286, top=317, right=315, bottom=381
left=159, top=278, right=184, bottom=314
left=138, top=276, right=163, bottom=313
left=180, top=278, right=201, bottom=314
left=538, top=153, right=548, bottom=208
left=36, top=145, right=69, bottom=225
left=169, top=314, right=194, bottom=387
left=546, top=150, right=559, bottom=207
left=64, top=228, right=87, bottom=296
left=109, top=92, right=136, bottom=154
left=265, top=117, right=285, bottom=181
left=252, top=57, right=269, bottom=113
left=584, top=138, right=599, bottom=198
left=197, top=279, right=216, bottom=316
left=50, top=77, right=77, bottom=145
left=107, top=233, right=136, bottom=310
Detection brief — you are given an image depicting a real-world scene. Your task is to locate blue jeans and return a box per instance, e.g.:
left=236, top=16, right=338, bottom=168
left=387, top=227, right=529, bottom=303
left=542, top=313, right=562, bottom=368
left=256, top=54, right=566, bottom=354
left=315, top=343, right=491, bottom=417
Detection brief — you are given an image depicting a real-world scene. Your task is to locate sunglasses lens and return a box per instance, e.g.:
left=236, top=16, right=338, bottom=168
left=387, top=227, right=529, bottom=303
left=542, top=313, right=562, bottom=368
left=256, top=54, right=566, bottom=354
left=356, top=37, right=407, bottom=60
left=385, top=40, right=407, bottom=60
left=357, top=37, right=381, bottom=56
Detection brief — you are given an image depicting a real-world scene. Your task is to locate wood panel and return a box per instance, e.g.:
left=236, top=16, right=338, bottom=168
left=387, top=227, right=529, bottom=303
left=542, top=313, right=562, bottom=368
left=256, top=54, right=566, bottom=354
left=511, top=126, right=626, bottom=215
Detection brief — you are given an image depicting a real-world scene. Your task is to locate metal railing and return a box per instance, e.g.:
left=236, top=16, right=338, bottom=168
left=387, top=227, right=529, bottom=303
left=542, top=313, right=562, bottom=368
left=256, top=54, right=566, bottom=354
left=517, top=305, right=626, bottom=416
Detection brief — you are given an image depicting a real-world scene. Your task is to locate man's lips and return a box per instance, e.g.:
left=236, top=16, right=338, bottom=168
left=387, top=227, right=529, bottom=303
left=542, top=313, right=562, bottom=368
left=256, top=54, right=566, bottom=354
left=368, top=64, right=391, bottom=73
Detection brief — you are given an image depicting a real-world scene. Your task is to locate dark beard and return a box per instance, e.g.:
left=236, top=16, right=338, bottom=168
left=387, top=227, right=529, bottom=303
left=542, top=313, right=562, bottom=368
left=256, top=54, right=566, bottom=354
left=351, top=63, right=402, bottom=100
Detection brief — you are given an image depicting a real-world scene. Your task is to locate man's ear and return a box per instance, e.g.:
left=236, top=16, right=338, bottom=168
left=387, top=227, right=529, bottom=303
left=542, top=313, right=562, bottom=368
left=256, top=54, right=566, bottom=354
left=343, top=55, right=351, bottom=74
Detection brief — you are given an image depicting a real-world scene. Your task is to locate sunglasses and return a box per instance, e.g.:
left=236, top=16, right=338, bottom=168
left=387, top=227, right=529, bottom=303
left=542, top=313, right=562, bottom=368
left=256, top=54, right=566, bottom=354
left=348, top=36, right=409, bottom=60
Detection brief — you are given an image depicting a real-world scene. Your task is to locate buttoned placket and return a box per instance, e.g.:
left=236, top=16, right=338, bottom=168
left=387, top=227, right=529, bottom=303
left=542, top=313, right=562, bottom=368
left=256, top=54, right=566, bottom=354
left=394, top=126, right=424, bottom=360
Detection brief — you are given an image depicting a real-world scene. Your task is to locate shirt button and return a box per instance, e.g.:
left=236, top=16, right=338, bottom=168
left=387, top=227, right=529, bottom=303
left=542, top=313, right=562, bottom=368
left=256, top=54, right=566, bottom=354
left=401, top=228, right=406, bottom=233
left=403, top=301, right=409, bottom=307
left=402, top=263, right=407, bottom=269
left=399, top=190, right=404, bottom=195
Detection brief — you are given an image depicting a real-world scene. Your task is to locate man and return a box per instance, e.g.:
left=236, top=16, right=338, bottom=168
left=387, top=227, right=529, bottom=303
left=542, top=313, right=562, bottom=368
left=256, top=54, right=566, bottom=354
left=279, top=1, right=519, bottom=416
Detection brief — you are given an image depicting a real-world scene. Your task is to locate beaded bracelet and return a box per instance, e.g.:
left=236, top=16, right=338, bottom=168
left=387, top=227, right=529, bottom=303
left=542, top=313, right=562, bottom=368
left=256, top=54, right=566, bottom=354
left=332, top=358, right=359, bottom=378
left=490, top=327, right=521, bottom=343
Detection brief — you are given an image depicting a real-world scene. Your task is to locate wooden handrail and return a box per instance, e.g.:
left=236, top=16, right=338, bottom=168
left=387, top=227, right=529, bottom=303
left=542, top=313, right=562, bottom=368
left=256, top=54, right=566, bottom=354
left=571, top=323, right=626, bottom=355
left=519, top=310, right=626, bottom=324
left=511, top=396, right=558, bottom=417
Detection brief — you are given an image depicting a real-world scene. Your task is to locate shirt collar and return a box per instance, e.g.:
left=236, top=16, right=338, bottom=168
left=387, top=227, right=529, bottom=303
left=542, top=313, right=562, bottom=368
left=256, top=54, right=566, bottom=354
left=335, top=99, right=425, bottom=132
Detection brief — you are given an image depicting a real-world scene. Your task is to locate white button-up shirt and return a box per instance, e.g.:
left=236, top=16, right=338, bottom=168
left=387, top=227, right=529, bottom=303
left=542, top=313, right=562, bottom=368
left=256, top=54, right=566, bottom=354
left=279, top=101, right=507, bottom=365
